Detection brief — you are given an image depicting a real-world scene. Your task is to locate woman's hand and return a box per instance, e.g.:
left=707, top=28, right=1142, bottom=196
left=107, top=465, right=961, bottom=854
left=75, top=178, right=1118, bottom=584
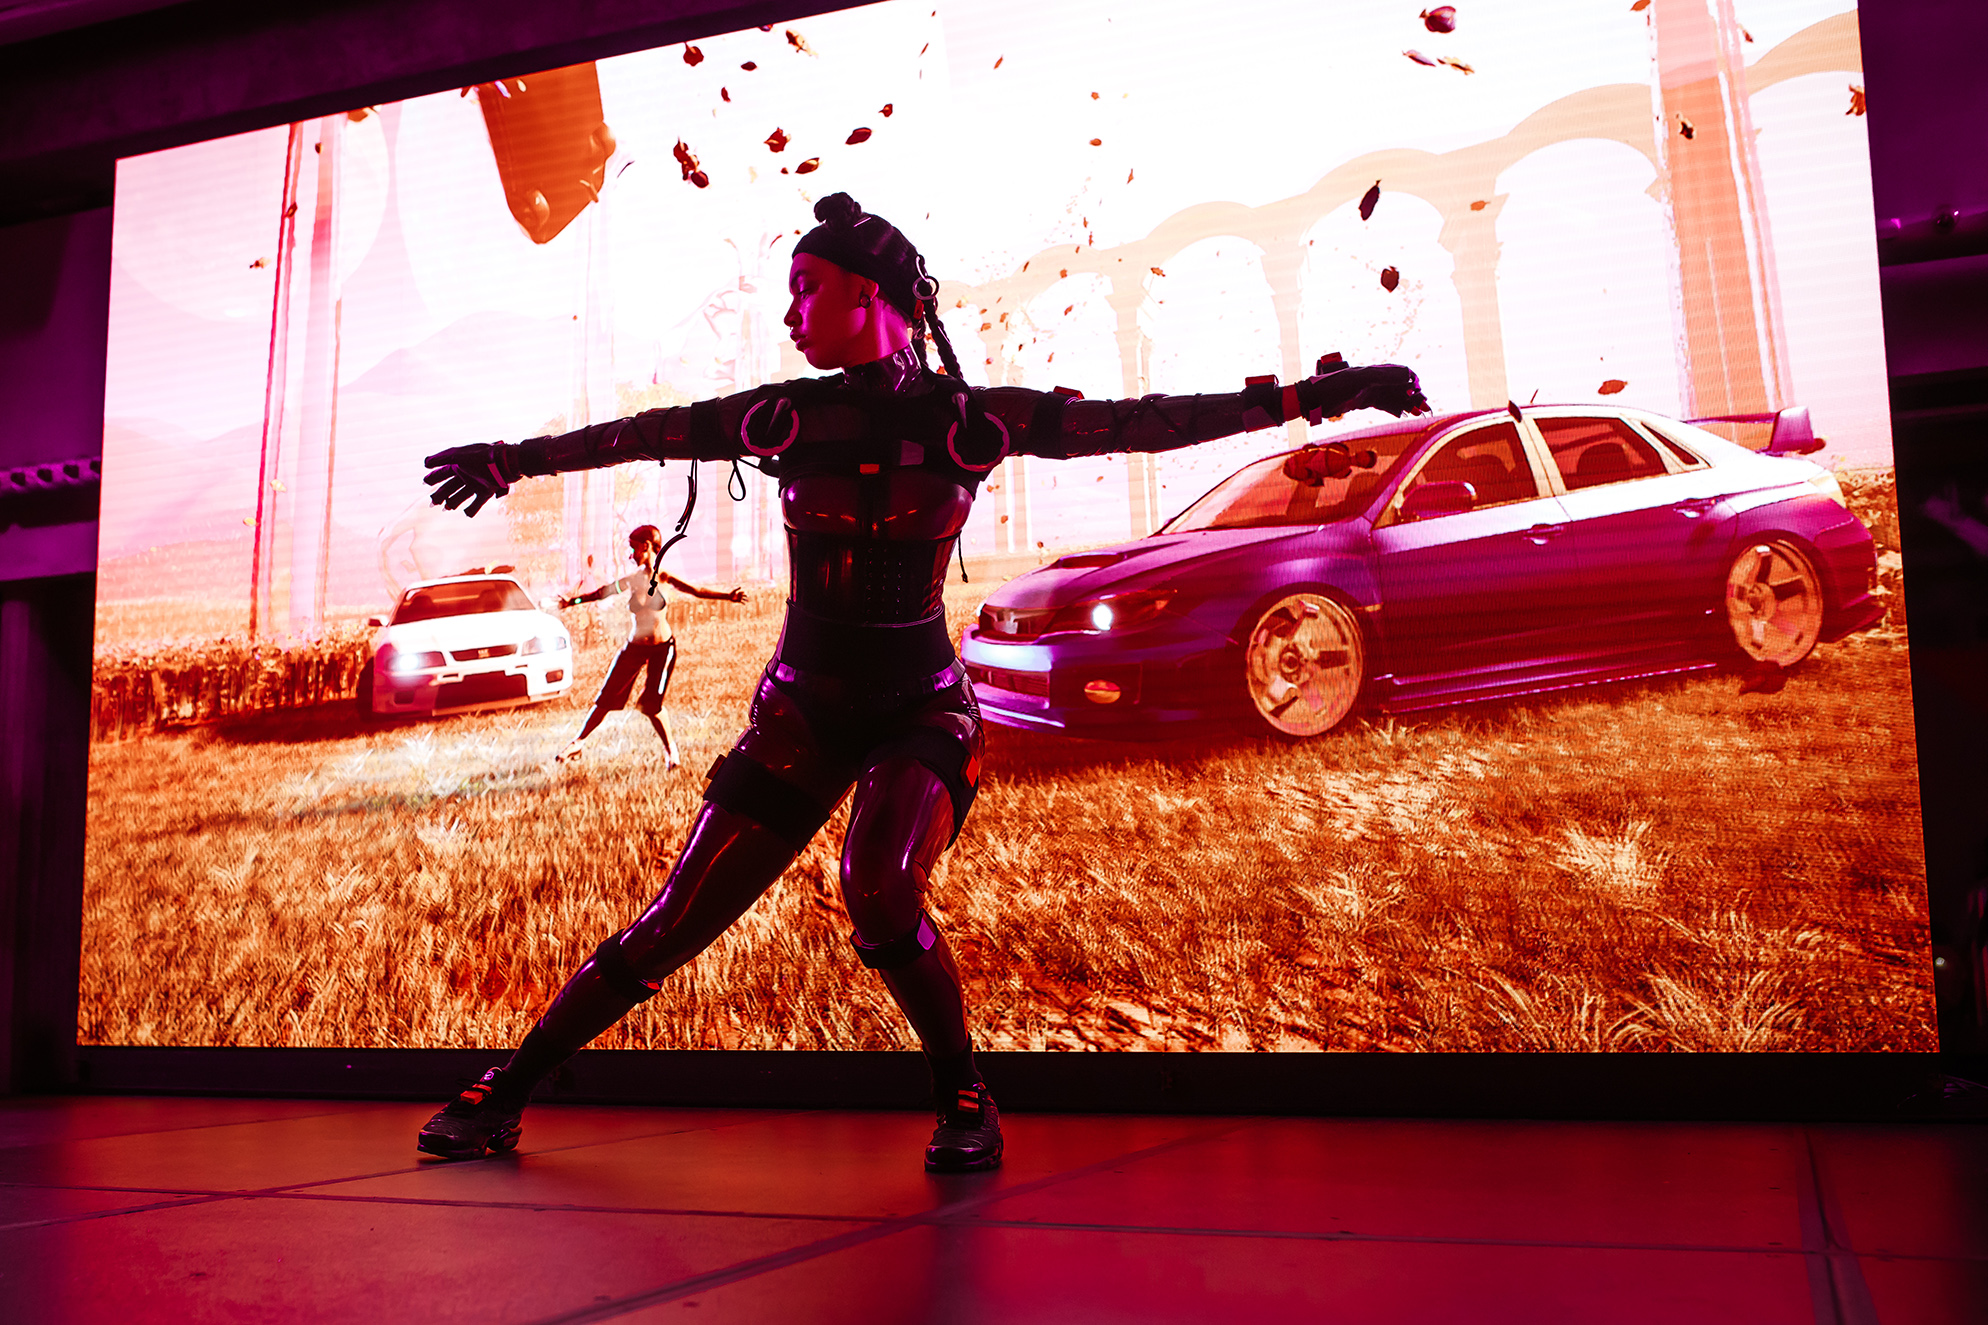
left=423, top=442, right=521, bottom=517
left=725, top=587, right=748, bottom=603
left=1295, top=364, right=1430, bottom=420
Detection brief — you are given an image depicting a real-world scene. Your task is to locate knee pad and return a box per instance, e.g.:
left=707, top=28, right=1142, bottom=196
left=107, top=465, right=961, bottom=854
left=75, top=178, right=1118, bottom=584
left=704, top=752, right=836, bottom=850
left=589, top=931, right=661, bottom=1003
left=852, top=909, right=940, bottom=971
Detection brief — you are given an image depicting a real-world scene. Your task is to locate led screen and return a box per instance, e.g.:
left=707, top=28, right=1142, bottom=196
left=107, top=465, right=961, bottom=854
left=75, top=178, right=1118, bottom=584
left=86, top=0, right=1933, bottom=1053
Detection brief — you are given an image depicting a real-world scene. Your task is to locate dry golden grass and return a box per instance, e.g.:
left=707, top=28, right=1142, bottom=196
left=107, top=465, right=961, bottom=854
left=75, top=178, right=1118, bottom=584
left=79, top=600, right=1934, bottom=1054
left=80, top=475, right=1932, bottom=1053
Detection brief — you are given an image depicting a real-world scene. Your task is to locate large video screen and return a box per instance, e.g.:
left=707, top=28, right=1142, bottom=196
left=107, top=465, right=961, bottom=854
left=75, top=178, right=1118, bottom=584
left=86, top=0, right=1932, bottom=1053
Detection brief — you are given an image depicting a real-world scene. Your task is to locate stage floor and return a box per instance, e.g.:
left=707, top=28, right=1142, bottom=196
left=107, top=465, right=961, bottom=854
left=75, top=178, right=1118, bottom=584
left=0, top=1096, right=1982, bottom=1322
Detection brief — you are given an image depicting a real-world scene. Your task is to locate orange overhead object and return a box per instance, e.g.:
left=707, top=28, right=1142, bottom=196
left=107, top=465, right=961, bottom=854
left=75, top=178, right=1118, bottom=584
left=474, top=62, right=615, bottom=245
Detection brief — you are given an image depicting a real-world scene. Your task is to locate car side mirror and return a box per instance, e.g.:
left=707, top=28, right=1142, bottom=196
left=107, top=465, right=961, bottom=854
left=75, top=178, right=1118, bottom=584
left=1401, top=480, right=1477, bottom=520
left=366, top=616, right=386, bottom=628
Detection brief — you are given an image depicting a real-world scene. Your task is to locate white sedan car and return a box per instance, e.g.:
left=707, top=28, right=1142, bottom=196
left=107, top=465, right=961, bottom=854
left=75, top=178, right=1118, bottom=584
left=360, top=574, right=573, bottom=718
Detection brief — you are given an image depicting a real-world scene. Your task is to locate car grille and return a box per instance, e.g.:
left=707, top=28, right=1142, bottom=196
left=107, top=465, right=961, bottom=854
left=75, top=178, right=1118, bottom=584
left=965, top=663, right=1049, bottom=697
left=449, top=644, right=518, bottom=662
left=436, top=672, right=530, bottom=708
left=977, top=607, right=1059, bottom=639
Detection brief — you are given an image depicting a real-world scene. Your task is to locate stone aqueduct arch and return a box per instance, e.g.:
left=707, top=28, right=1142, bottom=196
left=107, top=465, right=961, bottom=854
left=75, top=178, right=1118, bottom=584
left=946, top=10, right=1862, bottom=550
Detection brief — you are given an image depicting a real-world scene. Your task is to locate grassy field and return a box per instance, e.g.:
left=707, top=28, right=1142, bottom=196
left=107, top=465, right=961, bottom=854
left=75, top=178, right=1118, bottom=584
left=80, top=592, right=1934, bottom=1055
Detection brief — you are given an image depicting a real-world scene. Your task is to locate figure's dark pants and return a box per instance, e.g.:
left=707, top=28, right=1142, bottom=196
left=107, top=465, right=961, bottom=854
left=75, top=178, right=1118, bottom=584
left=505, top=670, right=984, bottom=1092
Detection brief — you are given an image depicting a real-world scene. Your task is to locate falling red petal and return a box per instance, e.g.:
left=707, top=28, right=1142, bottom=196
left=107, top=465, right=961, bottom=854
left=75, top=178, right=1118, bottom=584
left=1847, top=85, right=1866, bottom=116
left=1404, top=49, right=1437, bottom=66
left=1678, top=117, right=1695, bottom=139
left=683, top=44, right=704, bottom=65
left=691, top=171, right=709, bottom=189
left=1150, top=266, right=1166, bottom=277
left=1089, top=138, right=1102, bottom=146
left=1380, top=266, right=1400, bottom=292
left=880, top=103, right=894, bottom=117
left=1126, top=168, right=1135, bottom=183
left=1359, top=181, right=1381, bottom=221
left=796, top=157, right=820, bottom=174
left=1598, top=379, right=1628, bottom=395
left=1469, top=199, right=1488, bottom=211
left=1631, top=0, right=1650, bottom=10
left=786, top=30, right=815, bottom=55
left=720, top=87, right=730, bottom=102
left=846, top=127, right=873, bottom=144
left=765, top=127, right=789, bottom=152
left=1421, top=7, right=1457, bottom=33
left=993, top=56, right=1004, bottom=69
left=1090, top=91, right=1100, bottom=100
left=1059, top=268, right=1068, bottom=278
left=741, top=61, right=757, bottom=71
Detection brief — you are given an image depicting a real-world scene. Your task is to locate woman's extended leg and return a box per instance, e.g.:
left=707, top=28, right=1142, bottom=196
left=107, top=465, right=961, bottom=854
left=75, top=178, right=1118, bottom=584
left=840, top=757, right=1001, bottom=1171
left=415, top=803, right=797, bottom=1157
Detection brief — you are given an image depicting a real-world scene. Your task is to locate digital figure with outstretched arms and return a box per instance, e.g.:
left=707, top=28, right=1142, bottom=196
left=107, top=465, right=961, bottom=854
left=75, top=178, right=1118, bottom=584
left=417, top=193, right=1428, bottom=1171
left=553, top=523, right=747, bottom=768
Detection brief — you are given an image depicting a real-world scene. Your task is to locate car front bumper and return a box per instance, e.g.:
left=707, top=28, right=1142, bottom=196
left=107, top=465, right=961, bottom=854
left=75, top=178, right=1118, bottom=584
left=960, top=626, right=1230, bottom=735
left=373, top=652, right=574, bottom=716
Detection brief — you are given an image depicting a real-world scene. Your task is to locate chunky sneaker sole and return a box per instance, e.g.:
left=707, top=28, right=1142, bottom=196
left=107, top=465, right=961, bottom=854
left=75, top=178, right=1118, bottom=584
left=416, top=1115, right=522, bottom=1159
left=417, top=1068, right=526, bottom=1159
left=925, top=1083, right=1003, bottom=1172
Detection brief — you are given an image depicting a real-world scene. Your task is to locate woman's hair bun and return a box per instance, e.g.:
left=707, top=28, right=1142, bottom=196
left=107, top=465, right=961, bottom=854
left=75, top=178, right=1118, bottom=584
left=813, top=192, right=865, bottom=226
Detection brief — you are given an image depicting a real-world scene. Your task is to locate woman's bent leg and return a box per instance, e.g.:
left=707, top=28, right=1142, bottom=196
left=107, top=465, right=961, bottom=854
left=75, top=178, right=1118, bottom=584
left=840, top=757, right=1001, bottom=1171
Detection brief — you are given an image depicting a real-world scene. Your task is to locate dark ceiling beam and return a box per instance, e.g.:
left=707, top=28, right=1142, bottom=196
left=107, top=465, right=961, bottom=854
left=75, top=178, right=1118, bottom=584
left=0, top=0, right=843, bottom=224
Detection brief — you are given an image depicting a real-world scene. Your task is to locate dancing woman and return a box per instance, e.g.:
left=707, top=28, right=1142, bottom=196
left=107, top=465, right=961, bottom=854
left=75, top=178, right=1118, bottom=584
left=555, top=523, right=746, bottom=767
left=417, top=193, right=1427, bottom=1171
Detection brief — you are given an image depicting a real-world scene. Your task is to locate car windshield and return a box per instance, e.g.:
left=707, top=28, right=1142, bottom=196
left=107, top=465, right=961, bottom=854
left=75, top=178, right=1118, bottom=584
left=1160, top=428, right=1426, bottom=533
left=392, top=580, right=535, bottom=625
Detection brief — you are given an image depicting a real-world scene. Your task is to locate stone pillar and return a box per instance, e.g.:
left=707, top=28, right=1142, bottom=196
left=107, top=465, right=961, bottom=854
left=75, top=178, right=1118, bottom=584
left=1651, top=0, right=1790, bottom=416
left=1437, top=192, right=1512, bottom=410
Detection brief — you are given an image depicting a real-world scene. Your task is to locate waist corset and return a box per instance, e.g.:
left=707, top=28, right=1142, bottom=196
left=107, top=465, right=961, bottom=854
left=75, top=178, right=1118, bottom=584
left=773, top=602, right=956, bottom=688
left=785, top=528, right=953, bottom=625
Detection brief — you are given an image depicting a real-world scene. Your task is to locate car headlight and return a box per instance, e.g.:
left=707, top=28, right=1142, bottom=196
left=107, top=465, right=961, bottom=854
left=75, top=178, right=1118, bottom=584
left=1807, top=470, right=1849, bottom=508
left=1047, top=590, right=1174, bottom=634
left=519, top=633, right=570, bottom=656
left=381, top=644, right=444, bottom=675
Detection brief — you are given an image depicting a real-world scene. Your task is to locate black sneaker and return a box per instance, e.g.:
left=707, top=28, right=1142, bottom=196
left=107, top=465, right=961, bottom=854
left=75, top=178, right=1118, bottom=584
left=416, top=1068, right=524, bottom=1159
left=925, top=1082, right=1002, bottom=1172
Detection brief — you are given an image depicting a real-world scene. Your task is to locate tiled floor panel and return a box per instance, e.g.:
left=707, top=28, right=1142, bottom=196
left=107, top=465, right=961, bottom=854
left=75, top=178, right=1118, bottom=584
left=0, top=1097, right=1980, bottom=1323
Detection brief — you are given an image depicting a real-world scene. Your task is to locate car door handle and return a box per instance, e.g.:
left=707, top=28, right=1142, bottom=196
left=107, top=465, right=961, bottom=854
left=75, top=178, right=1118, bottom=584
left=1672, top=498, right=1718, bottom=518
left=1523, top=523, right=1567, bottom=544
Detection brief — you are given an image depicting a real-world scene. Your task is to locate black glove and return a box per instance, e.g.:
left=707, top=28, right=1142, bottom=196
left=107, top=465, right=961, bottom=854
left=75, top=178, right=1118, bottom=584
left=423, top=442, right=522, bottom=518
left=1293, top=364, right=1430, bottom=420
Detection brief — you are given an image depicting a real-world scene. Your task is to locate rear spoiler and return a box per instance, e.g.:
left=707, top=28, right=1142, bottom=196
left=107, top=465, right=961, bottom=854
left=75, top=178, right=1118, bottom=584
left=1684, top=406, right=1824, bottom=456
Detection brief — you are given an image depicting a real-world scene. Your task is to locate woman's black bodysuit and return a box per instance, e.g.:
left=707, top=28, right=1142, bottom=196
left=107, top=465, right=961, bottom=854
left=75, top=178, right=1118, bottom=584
left=420, top=343, right=1420, bottom=1166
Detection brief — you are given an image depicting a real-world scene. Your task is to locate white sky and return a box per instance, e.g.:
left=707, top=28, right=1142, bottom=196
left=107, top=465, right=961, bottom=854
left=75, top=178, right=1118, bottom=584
left=102, top=0, right=1883, bottom=586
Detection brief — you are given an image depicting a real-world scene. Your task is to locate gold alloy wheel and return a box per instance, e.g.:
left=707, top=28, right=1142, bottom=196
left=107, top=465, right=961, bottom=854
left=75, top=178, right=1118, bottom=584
left=1724, top=539, right=1824, bottom=667
left=1243, top=592, right=1365, bottom=737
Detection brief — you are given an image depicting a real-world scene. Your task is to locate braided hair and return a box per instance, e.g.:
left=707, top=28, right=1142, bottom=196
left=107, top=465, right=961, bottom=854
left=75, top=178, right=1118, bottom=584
left=793, top=193, right=965, bottom=379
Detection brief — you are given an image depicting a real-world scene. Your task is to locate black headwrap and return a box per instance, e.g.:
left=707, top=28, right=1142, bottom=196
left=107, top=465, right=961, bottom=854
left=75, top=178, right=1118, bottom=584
left=793, top=193, right=926, bottom=316
left=792, top=193, right=963, bottom=377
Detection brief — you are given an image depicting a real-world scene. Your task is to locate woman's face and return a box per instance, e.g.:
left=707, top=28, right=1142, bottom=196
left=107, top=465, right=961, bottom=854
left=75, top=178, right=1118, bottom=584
left=630, top=537, right=658, bottom=567
left=785, top=253, right=887, bottom=368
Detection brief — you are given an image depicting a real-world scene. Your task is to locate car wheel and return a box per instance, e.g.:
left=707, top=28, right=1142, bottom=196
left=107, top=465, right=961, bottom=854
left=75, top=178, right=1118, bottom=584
left=1240, top=592, right=1366, bottom=737
left=356, top=659, right=380, bottom=720
left=1723, top=539, right=1824, bottom=667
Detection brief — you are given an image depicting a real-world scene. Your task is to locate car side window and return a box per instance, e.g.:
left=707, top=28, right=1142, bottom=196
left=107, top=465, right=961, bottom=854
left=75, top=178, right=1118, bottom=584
left=1400, top=422, right=1540, bottom=513
left=1539, top=417, right=1668, bottom=492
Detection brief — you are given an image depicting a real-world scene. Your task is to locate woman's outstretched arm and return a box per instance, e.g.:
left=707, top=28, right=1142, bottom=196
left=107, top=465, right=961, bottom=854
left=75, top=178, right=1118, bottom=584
left=423, top=390, right=762, bottom=517
left=992, top=361, right=1428, bottom=462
